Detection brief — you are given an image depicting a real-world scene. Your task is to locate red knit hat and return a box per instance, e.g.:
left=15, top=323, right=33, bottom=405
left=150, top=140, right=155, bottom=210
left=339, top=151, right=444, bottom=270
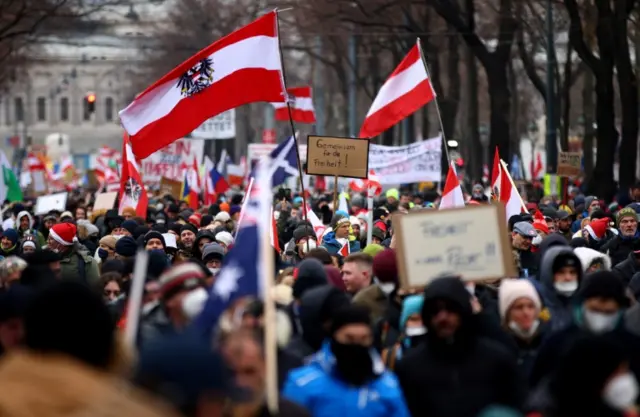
left=533, top=220, right=549, bottom=235
left=49, top=223, right=77, bottom=246
left=372, top=249, right=398, bottom=284
left=586, top=218, right=609, bottom=241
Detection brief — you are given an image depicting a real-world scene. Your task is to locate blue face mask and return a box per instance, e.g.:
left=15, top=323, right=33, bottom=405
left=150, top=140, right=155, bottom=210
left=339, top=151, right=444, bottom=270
left=97, top=248, right=109, bottom=260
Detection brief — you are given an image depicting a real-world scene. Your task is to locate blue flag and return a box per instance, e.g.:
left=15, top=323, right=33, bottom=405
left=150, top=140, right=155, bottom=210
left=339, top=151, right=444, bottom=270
left=251, top=136, right=299, bottom=188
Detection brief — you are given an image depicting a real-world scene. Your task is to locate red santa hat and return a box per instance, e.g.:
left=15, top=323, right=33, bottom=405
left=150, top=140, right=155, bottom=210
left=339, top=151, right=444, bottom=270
left=585, top=218, right=609, bottom=241
left=49, top=223, right=77, bottom=246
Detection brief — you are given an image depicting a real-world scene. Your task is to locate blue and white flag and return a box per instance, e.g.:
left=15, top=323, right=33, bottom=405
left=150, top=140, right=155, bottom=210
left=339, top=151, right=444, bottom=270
left=250, top=136, right=299, bottom=188
left=194, top=160, right=272, bottom=336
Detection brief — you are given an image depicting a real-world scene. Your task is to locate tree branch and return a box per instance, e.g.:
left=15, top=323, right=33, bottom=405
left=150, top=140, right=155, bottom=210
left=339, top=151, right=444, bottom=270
left=563, top=0, right=601, bottom=72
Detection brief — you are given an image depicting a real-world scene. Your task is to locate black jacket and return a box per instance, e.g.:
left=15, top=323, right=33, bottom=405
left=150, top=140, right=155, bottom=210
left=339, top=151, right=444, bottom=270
left=395, top=277, right=525, bottom=417
left=601, top=235, right=640, bottom=268
left=613, top=251, right=640, bottom=285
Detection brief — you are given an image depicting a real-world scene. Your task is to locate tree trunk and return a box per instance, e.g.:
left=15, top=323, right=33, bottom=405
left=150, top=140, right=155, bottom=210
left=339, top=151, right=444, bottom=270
left=486, top=62, right=512, bottom=161
left=466, top=45, right=481, bottom=181
left=583, top=71, right=595, bottom=177
left=614, top=0, right=638, bottom=189
left=508, top=60, right=520, bottom=158
left=560, top=43, right=573, bottom=151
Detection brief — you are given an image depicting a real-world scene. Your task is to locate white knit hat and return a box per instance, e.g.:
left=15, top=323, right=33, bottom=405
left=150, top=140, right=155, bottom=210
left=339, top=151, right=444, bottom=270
left=498, top=279, right=542, bottom=322
left=215, top=231, right=234, bottom=247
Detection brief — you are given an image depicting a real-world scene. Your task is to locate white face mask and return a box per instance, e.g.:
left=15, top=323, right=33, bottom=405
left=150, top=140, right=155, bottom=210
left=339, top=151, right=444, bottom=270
left=508, top=319, right=540, bottom=339
left=273, top=211, right=280, bottom=221
left=181, top=288, right=208, bottom=320
left=208, top=267, right=220, bottom=276
left=405, top=326, right=427, bottom=337
left=379, top=282, right=396, bottom=295
left=554, top=280, right=578, bottom=296
left=583, top=309, right=619, bottom=334
left=532, top=234, right=543, bottom=246
left=603, top=373, right=639, bottom=411
left=300, top=239, right=317, bottom=254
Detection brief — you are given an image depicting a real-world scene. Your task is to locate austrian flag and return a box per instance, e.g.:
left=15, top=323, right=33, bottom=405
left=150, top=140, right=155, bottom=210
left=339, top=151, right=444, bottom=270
left=272, top=86, right=316, bottom=124
left=119, top=12, right=286, bottom=159
left=119, top=134, right=148, bottom=217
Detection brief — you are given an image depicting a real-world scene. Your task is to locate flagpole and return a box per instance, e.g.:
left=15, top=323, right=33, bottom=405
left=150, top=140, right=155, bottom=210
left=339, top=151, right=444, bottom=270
left=275, top=9, right=308, bottom=224
left=500, top=159, right=529, bottom=212
left=416, top=38, right=451, bottom=166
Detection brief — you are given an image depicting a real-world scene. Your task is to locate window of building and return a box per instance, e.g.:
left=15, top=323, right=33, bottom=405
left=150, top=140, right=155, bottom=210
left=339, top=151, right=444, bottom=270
left=60, top=97, right=69, bottom=121
left=105, top=97, right=114, bottom=121
left=36, top=97, right=46, bottom=122
left=14, top=97, right=23, bottom=122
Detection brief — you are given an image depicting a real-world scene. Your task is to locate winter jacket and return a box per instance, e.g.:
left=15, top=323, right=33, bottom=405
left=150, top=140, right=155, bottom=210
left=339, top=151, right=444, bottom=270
left=15, top=211, right=46, bottom=248
left=537, top=246, right=584, bottom=333
left=138, top=301, right=174, bottom=349
left=613, top=251, right=640, bottom=285
left=601, top=232, right=640, bottom=267
left=395, top=278, right=525, bottom=417
left=59, top=242, right=100, bottom=286
left=497, top=321, right=551, bottom=387
left=321, top=231, right=360, bottom=255
left=283, top=342, right=410, bottom=417
left=352, top=284, right=389, bottom=324
left=573, top=246, right=612, bottom=273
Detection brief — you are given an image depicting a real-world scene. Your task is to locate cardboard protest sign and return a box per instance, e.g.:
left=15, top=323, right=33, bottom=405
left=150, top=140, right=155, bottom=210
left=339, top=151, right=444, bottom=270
left=35, top=192, right=68, bottom=215
left=394, top=203, right=516, bottom=289
left=93, top=192, right=118, bottom=212
left=557, top=152, right=581, bottom=177
left=159, top=177, right=182, bottom=198
left=306, top=135, right=369, bottom=179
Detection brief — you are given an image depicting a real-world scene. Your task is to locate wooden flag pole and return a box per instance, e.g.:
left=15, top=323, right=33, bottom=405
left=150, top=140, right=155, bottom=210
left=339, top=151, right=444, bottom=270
left=333, top=175, right=339, bottom=211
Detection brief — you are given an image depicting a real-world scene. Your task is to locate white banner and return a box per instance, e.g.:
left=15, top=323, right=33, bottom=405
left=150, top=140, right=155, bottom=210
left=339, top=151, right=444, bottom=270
left=368, top=136, right=442, bottom=184
left=141, top=138, right=204, bottom=183
left=191, top=110, right=236, bottom=139
left=247, top=135, right=442, bottom=184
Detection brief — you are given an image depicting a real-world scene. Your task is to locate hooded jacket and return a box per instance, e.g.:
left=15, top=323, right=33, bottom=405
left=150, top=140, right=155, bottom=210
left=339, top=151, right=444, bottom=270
left=395, top=277, right=524, bottom=417
left=59, top=242, right=100, bottom=286
left=286, top=286, right=349, bottom=359
left=15, top=211, right=45, bottom=248
left=283, top=342, right=410, bottom=417
left=538, top=246, right=584, bottom=332
left=601, top=230, right=640, bottom=267
left=573, top=247, right=612, bottom=273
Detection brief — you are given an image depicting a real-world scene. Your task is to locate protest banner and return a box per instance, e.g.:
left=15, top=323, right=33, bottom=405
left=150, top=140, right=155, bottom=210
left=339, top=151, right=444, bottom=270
left=557, top=152, right=581, bottom=177
left=141, top=139, right=204, bottom=184
left=248, top=135, right=441, bottom=184
left=306, top=136, right=369, bottom=179
left=394, top=203, right=516, bottom=289
left=93, top=192, right=118, bottom=212
left=159, top=177, right=183, bottom=198
left=190, top=110, right=236, bottom=139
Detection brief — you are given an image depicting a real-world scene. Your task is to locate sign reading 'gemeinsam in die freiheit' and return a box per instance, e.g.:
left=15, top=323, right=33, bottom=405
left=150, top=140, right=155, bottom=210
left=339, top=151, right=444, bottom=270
left=305, top=135, right=370, bottom=179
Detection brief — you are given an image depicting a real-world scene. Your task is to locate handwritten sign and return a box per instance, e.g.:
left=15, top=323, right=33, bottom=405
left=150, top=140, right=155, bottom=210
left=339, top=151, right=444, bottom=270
left=306, top=135, right=369, bottom=179
left=159, top=177, right=183, bottom=199
left=141, top=138, right=204, bottom=184
left=394, top=203, right=516, bottom=288
left=557, top=152, right=581, bottom=177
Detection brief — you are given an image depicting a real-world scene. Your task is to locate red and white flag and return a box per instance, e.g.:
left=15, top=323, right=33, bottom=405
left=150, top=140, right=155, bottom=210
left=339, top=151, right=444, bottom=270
left=491, top=147, right=501, bottom=197
left=119, top=134, right=148, bottom=217
left=359, top=42, right=435, bottom=138
left=439, top=164, right=465, bottom=209
left=349, top=169, right=382, bottom=195
left=531, top=152, right=543, bottom=180
left=306, top=206, right=326, bottom=240
left=272, top=86, right=316, bottom=124
left=270, top=208, right=281, bottom=252
left=492, top=147, right=526, bottom=220
left=119, top=12, right=286, bottom=159
left=338, top=241, right=350, bottom=257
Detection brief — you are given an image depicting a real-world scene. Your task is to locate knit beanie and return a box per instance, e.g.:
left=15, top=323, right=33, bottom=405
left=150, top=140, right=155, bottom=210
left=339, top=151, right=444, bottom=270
left=180, top=223, right=198, bottom=235
left=292, top=225, right=316, bottom=243
left=121, top=220, right=138, bottom=236
left=324, top=265, right=346, bottom=291
left=372, top=249, right=398, bottom=284
left=2, top=229, right=18, bottom=246
left=292, top=258, right=327, bottom=299
left=578, top=270, right=628, bottom=307
left=99, top=235, right=117, bottom=251
left=330, top=304, right=371, bottom=335
left=362, top=243, right=385, bottom=258
left=115, top=236, right=138, bottom=257
left=143, top=231, right=166, bottom=248
left=498, top=279, right=542, bottom=322
left=400, top=294, right=425, bottom=330
left=617, top=207, right=638, bottom=225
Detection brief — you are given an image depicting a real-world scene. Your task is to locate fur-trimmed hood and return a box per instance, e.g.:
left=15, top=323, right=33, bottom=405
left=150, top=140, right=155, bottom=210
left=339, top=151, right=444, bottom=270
left=573, top=246, right=612, bottom=272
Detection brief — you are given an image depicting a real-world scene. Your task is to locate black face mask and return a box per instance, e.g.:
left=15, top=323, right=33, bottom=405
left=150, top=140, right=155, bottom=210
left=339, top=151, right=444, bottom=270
left=330, top=339, right=374, bottom=386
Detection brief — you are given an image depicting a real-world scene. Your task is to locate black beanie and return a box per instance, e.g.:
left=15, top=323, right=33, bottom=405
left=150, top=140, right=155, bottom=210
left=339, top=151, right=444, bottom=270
left=143, top=231, right=166, bottom=248
left=134, top=225, right=150, bottom=239
left=578, top=271, right=629, bottom=307
left=330, top=304, right=371, bottom=335
left=208, top=204, right=221, bottom=216
left=115, top=236, right=138, bottom=257
left=180, top=223, right=198, bottom=235
left=24, top=281, right=115, bottom=370
left=292, top=258, right=327, bottom=299
left=201, top=214, right=213, bottom=228
left=552, top=253, right=580, bottom=274
left=293, top=225, right=315, bottom=243
left=151, top=223, right=168, bottom=234
left=168, top=223, right=182, bottom=235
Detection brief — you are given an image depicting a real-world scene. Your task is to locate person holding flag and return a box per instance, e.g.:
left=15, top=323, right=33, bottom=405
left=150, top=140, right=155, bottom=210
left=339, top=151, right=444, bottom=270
left=321, top=216, right=361, bottom=257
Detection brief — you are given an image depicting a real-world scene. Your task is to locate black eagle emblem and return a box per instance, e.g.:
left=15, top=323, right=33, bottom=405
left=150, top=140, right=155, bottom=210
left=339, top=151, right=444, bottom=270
left=124, top=178, right=142, bottom=202
left=178, top=58, right=214, bottom=97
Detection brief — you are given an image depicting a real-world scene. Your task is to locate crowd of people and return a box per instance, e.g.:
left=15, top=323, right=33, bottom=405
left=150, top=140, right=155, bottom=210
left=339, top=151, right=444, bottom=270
left=0, top=184, right=640, bottom=417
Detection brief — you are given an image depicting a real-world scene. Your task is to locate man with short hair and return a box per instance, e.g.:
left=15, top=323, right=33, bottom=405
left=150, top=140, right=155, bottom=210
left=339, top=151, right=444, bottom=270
left=556, top=209, right=573, bottom=242
left=511, top=221, right=538, bottom=277
left=47, top=223, right=99, bottom=285
left=143, top=231, right=165, bottom=252
left=342, top=253, right=374, bottom=295
left=180, top=224, right=198, bottom=252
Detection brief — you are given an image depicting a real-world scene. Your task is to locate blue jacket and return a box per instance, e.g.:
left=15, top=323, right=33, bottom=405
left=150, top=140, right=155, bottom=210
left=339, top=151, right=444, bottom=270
left=282, top=342, right=410, bottom=417
left=321, top=231, right=361, bottom=255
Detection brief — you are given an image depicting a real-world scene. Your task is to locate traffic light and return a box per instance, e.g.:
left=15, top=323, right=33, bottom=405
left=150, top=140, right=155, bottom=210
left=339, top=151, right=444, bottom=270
left=85, top=92, right=96, bottom=114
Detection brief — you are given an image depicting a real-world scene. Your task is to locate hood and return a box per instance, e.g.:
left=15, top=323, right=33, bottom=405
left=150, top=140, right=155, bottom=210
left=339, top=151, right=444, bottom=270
left=573, top=247, right=612, bottom=273
left=539, top=246, right=584, bottom=289
left=298, top=285, right=349, bottom=352
left=16, top=211, right=33, bottom=230
left=422, top=277, right=473, bottom=324
left=537, top=234, right=570, bottom=266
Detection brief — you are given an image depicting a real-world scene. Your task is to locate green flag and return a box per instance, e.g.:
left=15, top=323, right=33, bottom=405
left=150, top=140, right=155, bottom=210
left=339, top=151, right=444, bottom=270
left=0, top=151, right=22, bottom=202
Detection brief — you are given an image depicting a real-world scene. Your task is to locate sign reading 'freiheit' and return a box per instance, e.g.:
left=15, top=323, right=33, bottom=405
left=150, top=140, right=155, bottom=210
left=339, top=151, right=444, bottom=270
left=306, top=135, right=370, bottom=179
